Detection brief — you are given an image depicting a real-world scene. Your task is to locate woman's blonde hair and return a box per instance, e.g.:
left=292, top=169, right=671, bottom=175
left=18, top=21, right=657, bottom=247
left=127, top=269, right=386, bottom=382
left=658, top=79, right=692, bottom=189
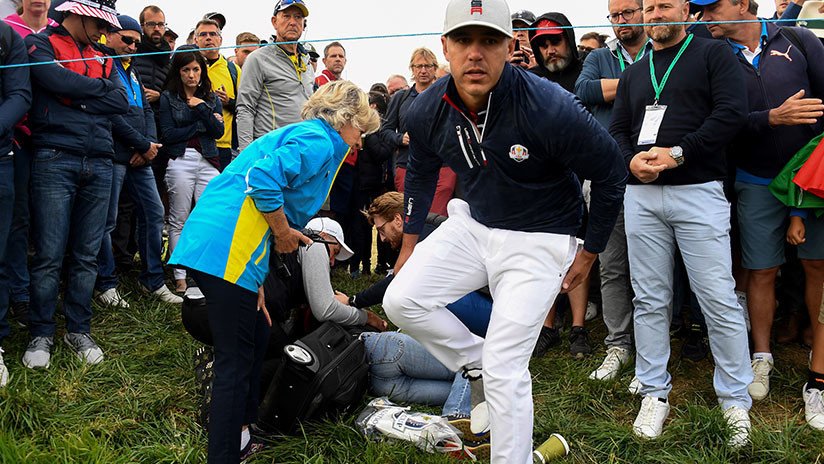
left=301, top=81, right=380, bottom=135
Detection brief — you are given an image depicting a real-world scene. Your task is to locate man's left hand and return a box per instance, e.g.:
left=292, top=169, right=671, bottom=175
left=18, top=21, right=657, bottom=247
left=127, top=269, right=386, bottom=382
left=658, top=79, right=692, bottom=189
left=334, top=291, right=349, bottom=305
left=561, top=249, right=597, bottom=294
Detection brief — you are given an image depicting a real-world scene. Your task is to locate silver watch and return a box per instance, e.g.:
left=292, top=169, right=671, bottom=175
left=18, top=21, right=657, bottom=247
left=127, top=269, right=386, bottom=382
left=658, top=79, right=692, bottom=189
left=670, top=146, right=684, bottom=166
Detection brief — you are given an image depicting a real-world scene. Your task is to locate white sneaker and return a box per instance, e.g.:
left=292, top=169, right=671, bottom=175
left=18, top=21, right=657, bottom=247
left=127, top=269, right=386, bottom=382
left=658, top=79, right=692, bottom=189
left=0, top=348, right=8, bottom=387
left=585, top=301, right=599, bottom=322
left=589, top=346, right=631, bottom=381
left=64, top=333, right=104, bottom=365
left=22, top=336, right=53, bottom=369
left=95, top=288, right=130, bottom=309
left=628, top=376, right=642, bottom=395
left=748, top=357, right=773, bottom=401
left=803, top=383, right=824, bottom=430
left=633, top=395, right=670, bottom=439
left=723, top=406, right=751, bottom=448
left=146, top=284, right=184, bottom=304
left=735, top=291, right=750, bottom=331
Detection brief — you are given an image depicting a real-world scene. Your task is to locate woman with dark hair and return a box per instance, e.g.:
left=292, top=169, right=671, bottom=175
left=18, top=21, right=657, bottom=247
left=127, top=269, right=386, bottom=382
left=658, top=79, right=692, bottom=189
left=158, top=45, right=224, bottom=293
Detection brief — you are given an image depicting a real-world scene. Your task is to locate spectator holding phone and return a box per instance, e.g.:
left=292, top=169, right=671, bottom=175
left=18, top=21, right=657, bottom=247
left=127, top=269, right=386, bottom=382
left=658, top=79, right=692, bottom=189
left=509, top=10, right=535, bottom=69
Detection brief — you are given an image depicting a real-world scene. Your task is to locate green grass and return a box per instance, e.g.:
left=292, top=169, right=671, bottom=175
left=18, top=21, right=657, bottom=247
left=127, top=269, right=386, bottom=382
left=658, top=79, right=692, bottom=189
left=1, top=269, right=823, bottom=463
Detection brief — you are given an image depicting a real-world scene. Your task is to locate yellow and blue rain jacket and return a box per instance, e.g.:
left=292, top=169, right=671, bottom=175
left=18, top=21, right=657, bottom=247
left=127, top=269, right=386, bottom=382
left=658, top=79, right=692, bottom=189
left=169, top=118, right=350, bottom=292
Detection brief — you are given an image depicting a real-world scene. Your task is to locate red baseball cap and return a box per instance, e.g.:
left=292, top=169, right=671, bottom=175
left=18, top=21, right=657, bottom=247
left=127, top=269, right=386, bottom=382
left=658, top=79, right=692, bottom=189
left=532, top=19, right=564, bottom=39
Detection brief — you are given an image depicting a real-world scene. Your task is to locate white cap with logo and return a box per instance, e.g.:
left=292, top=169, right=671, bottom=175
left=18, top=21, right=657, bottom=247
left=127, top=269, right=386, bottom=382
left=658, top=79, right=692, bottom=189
left=305, top=217, right=354, bottom=262
left=443, top=0, right=513, bottom=38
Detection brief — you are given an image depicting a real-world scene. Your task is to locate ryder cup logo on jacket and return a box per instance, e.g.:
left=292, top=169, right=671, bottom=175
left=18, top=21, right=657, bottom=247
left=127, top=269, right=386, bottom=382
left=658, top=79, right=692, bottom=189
left=509, top=144, right=529, bottom=162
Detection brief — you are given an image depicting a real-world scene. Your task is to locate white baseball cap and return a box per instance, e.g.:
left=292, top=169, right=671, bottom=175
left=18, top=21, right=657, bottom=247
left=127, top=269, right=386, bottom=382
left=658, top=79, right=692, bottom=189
left=443, top=0, right=513, bottom=38
left=305, top=217, right=354, bottom=262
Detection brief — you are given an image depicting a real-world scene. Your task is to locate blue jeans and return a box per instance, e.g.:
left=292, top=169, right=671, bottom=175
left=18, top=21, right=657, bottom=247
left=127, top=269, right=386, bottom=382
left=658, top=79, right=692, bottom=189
left=96, top=164, right=166, bottom=292
left=29, top=150, right=111, bottom=337
left=446, top=291, right=493, bottom=338
left=362, top=331, right=471, bottom=418
left=624, top=182, right=752, bottom=410
left=0, top=155, right=15, bottom=343
left=0, top=144, right=31, bottom=305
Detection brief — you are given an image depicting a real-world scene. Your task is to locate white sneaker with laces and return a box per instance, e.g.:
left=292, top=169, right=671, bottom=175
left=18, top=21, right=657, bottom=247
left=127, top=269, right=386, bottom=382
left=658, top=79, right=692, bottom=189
left=748, top=357, right=773, bottom=401
left=64, top=333, right=104, bottom=365
left=803, top=383, right=824, bottom=430
left=146, top=284, right=184, bottom=304
left=96, top=288, right=130, bottom=309
left=633, top=395, right=670, bottom=439
left=0, top=348, right=8, bottom=387
left=628, top=376, right=642, bottom=395
left=589, top=346, right=631, bottom=381
left=723, top=406, right=751, bottom=448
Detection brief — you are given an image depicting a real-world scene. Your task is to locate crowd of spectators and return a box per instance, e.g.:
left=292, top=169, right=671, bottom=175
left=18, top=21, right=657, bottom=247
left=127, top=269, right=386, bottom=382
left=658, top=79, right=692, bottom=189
left=1, top=0, right=824, bottom=462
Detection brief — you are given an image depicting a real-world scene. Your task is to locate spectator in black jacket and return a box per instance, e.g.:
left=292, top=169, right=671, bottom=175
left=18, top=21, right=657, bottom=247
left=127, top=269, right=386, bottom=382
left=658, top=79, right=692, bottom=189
left=133, top=5, right=169, bottom=109
left=0, top=18, right=31, bottom=387
left=610, top=0, right=751, bottom=446
left=529, top=12, right=582, bottom=93
left=95, top=14, right=182, bottom=310
left=23, top=0, right=128, bottom=371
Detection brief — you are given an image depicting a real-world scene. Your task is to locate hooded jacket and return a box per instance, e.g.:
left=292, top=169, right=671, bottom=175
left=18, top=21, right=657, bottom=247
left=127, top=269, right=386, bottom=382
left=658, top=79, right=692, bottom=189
left=529, top=12, right=582, bottom=93
left=25, top=26, right=128, bottom=157
left=402, top=64, right=627, bottom=254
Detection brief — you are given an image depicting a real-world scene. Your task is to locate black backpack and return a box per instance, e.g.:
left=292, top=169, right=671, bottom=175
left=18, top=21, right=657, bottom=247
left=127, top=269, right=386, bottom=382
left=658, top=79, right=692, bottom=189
left=257, top=321, right=369, bottom=434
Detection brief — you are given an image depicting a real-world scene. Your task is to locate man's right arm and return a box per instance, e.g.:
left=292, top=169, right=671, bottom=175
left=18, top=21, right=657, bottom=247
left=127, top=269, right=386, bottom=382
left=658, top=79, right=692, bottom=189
left=608, top=73, right=637, bottom=167
left=236, top=53, right=264, bottom=151
left=25, top=34, right=114, bottom=101
left=575, top=50, right=616, bottom=105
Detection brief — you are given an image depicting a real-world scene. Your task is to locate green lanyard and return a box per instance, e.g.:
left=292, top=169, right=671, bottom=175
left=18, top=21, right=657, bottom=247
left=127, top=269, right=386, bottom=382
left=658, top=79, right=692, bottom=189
left=617, top=42, right=649, bottom=72
left=648, top=34, right=694, bottom=105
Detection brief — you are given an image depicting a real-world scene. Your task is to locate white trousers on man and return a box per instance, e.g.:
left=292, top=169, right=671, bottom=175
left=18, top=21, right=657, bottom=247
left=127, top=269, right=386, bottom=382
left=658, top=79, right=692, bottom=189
left=383, top=199, right=577, bottom=464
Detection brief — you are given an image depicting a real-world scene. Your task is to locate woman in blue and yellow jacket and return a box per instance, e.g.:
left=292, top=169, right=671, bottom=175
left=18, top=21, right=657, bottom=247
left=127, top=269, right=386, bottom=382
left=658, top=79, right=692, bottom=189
left=169, top=80, right=379, bottom=463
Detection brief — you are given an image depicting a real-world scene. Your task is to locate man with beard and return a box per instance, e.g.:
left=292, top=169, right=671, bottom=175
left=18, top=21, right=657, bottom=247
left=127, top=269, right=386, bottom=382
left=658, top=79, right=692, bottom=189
left=610, top=0, right=752, bottom=446
left=529, top=12, right=581, bottom=92
left=236, top=0, right=314, bottom=150
left=133, top=5, right=169, bottom=110
left=574, top=0, right=649, bottom=386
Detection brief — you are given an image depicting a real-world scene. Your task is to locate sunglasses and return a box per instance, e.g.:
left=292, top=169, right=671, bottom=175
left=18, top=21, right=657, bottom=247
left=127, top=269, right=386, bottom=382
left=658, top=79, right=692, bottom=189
left=114, top=32, right=141, bottom=46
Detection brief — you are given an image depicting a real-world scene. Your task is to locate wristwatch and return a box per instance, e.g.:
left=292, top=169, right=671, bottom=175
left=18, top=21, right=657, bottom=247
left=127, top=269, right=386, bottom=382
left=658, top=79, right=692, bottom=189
left=670, top=146, right=684, bottom=166
left=348, top=295, right=357, bottom=307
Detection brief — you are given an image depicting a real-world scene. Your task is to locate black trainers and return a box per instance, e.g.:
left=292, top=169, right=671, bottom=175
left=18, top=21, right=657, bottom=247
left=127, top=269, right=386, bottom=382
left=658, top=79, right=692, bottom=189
left=532, top=326, right=560, bottom=358
left=681, top=323, right=709, bottom=362
left=9, top=300, right=30, bottom=328
left=569, top=326, right=593, bottom=359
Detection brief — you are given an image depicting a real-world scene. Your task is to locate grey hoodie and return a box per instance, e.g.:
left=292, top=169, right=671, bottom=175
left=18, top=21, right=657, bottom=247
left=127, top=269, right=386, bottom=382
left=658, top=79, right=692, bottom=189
left=236, top=44, right=314, bottom=150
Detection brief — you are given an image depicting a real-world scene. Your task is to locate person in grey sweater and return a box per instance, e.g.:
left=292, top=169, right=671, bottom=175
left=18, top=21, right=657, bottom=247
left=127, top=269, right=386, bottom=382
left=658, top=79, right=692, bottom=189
left=235, top=1, right=314, bottom=150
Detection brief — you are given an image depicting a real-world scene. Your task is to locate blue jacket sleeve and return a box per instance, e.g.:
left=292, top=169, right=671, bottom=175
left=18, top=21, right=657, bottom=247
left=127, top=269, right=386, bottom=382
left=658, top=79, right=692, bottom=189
left=402, top=101, right=442, bottom=235
left=780, top=2, right=802, bottom=21
left=244, top=129, right=334, bottom=213
left=575, top=50, right=607, bottom=106
left=110, top=69, right=154, bottom=153
left=379, top=89, right=406, bottom=148
left=0, top=26, right=31, bottom=139
left=353, top=275, right=394, bottom=308
left=200, top=95, right=225, bottom=139
left=609, top=71, right=637, bottom=167
left=71, top=64, right=129, bottom=115
left=158, top=93, right=198, bottom=144
left=543, top=83, right=627, bottom=254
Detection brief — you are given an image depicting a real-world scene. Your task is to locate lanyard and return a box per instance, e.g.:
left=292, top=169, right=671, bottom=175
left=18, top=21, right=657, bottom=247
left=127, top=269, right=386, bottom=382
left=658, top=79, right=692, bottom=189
left=648, top=34, right=694, bottom=105
left=617, top=43, right=648, bottom=72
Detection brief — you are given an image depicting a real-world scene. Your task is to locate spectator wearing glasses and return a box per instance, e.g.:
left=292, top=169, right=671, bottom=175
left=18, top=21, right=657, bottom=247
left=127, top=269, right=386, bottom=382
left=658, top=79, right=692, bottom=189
left=381, top=48, right=457, bottom=216
left=94, top=15, right=181, bottom=310
left=235, top=0, right=314, bottom=151
left=22, top=0, right=129, bottom=370
left=133, top=5, right=169, bottom=109
left=385, top=74, right=409, bottom=96
left=579, top=32, right=609, bottom=55
left=195, top=18, right=241, bottom=171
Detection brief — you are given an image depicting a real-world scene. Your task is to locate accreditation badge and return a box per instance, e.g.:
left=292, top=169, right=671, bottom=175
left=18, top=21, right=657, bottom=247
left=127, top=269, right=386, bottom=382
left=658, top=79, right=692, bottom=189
left=638, top=105, right=667, bottom=146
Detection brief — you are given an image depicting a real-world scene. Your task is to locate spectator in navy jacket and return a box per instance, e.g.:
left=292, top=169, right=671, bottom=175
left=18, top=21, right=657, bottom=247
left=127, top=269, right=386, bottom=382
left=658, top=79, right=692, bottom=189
left=0, top=18, right=31, bottom=386
left=22, top=0, right=128, bottom=370
left=95, top=14, right=182, bottom=311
